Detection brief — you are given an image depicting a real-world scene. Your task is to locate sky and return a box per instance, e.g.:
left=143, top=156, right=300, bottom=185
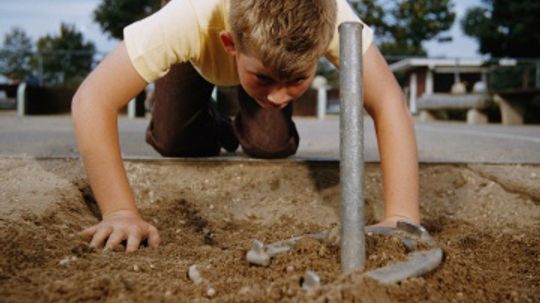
left=0, top=0, right=482, bottom=58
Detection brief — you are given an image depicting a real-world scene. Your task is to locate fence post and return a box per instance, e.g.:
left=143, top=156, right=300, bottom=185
left=17, top=82, right=27, bottom=117
left=312, top=75, right=329, bottom=120
left=127, top=98, right=136, bottom=119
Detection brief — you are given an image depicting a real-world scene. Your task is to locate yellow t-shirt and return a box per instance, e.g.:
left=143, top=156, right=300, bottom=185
left=124, top=0, right=374, bottom=86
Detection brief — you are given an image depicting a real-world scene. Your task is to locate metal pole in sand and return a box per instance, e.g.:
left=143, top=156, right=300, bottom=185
left=339, top=22, right=365, bottom=274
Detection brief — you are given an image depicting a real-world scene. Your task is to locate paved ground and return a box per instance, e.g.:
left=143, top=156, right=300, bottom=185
left=1, top=110, right=539, bottom=163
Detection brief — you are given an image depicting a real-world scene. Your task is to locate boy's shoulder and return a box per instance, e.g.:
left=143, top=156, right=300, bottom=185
left=180, top=0, right=227, bottom=25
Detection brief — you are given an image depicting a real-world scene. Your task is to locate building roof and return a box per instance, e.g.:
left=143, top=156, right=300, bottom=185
left=390, top=58, right=487, bottom=73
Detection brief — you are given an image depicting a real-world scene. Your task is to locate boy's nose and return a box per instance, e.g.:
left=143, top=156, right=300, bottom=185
left=267, top=87, right=293, bottom=107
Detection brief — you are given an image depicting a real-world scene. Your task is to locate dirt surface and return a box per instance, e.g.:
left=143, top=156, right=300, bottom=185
left=0, top=158, right=538, bottom=302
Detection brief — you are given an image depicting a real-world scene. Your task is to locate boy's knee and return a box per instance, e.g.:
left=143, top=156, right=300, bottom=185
left=239, top=133, right=299, bottom=159
left=242, top=144, right=298, bottom=159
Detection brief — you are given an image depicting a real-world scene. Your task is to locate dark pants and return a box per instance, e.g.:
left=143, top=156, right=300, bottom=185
left=145, top=62, right=299, bottom=158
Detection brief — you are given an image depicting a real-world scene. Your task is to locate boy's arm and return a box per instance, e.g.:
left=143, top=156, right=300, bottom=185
left=72, top=42, right=160, bottom=251
left=362, top=45, right=421, bottom=226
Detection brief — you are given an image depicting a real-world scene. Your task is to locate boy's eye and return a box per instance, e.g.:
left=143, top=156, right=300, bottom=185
left=255, top=74, right=274, bottom=84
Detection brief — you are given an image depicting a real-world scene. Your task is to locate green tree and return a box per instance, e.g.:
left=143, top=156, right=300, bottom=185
left=461, top=0, right=540, bottom=58
left=0, top=27, right=33, bottom=82
left=93, top=0, right=160, bottom=40
left=351, top=0, right=455, bottom=57
left=36, top=23, right=96, bottom=87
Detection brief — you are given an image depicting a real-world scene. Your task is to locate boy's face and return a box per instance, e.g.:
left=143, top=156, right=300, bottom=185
left=220, top=31, right=316, bottom=110
left=235, top=53, right=316, bottom=110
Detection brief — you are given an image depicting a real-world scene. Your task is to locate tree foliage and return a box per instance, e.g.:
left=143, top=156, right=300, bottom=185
left=93, top=0, right=160, bottom=40
left=0, top=27, right=33, bottom=82
left=351, top=0, right=455, bottom=57
left=461, top=0, right=540, bottom=58
left=36, top=23, right=96, bottom=87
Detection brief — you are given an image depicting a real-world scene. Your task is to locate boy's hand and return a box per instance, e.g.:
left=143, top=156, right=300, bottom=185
left=80, top=210, right=160, bottom=252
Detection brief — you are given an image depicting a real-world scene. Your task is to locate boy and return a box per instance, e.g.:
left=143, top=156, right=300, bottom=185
left=72, top=0, right=420, bottom=252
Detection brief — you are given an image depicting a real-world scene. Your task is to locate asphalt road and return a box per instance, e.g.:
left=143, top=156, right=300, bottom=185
left=1, top=111, right=539, bottom=163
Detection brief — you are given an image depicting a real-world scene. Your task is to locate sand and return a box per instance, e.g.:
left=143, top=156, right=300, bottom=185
left=0, top=158, right=538, bottom=302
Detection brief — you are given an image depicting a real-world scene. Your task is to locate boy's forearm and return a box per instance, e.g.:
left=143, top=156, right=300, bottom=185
left=71, top=43, right=148, bottom=218
left=72, top=100, right=139, bottom=217
left=361, top=45, right=420, bottom=224
left=373, top=101, right=420, bottom=223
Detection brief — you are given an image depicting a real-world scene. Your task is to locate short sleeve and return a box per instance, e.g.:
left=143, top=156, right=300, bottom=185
left=123, top=0, right=202, bottom=83
left=325, top=0, right=374, bottom=67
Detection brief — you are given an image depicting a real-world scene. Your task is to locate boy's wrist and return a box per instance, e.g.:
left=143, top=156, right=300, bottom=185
left=102, top=207, right=141, bottom=219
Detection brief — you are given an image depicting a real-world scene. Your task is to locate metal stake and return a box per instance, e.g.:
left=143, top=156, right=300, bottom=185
left=339, top=22, right=365, bottom=274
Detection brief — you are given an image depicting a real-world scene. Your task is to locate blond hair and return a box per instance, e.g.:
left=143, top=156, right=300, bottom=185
left=229, top=0, right=337, bottom=79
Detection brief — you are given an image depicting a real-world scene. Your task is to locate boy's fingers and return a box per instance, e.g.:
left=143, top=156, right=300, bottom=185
left=126, top=231, right=142, bottom=253
left=90, top=226, right=112, bottom=249
left=104, top=230, right=126, bottom=251
left=147, top=226, right=161, bottom=248
left=80, top=225, right=98, bottom=239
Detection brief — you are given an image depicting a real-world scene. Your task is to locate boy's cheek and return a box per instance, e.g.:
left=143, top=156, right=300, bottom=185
left=242, top=81, right=268, bottom=99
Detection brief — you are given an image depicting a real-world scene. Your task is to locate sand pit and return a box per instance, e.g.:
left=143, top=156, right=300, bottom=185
left=0, top=158, right=538, bottom=302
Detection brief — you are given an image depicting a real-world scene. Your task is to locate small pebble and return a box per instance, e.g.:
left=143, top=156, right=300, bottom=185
left=58, top=259, right=69, bottom=267
left=238, top=286, right=251, bottom=295
left=302, top=271, right=321, bottom=293
left=206, top=287, right=216, bottom=298
left=327, top=226, right=340, bottom=245
left=286, top=265, right=294, bottom=273
left=246, top=240, right=270, bottom=266
left=188, top=265, right=203, bottom=284
left=58, top=256, right=77, bottom=267
left=133, top=265, right=140, bottom=272
left=285, top=287, right=295, bottom=296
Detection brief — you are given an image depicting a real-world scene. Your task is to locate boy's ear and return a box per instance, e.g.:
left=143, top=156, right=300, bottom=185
left=219, top=31, right=237, bottom=56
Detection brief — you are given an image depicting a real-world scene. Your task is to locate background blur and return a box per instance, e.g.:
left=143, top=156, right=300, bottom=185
left=0, top=0, right=539, bottom=124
